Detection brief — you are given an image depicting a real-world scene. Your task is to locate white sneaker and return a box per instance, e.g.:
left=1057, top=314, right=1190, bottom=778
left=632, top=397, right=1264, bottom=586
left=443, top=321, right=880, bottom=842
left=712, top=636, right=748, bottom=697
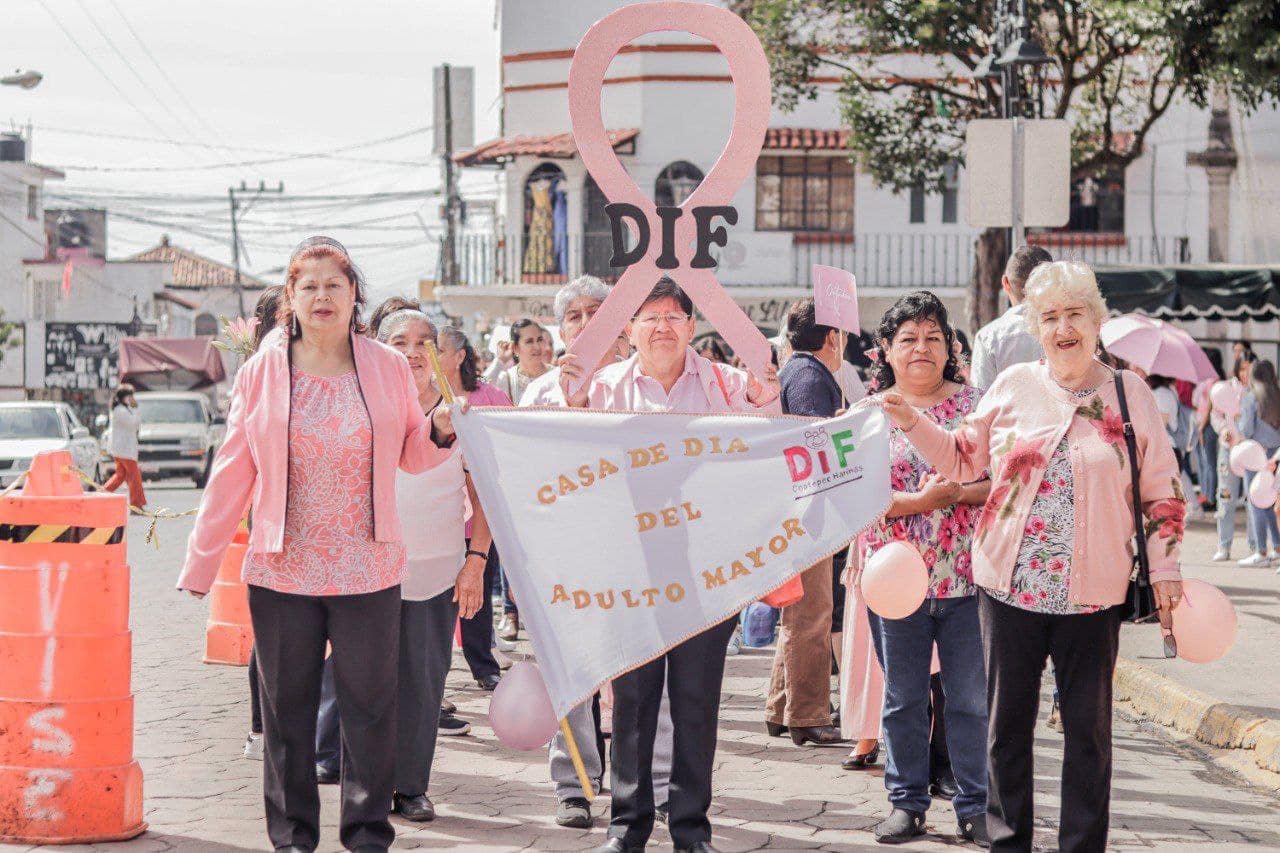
left=493, top=635, right=516, bottom=652
left=725, top=626, right=742, bottom=656
left=243, top=732, right=263, bottom=761
left=1212, top=549, right=1231, bottom=562
left=1238, top=552, right=1271, bottom=567
left=493, top=648, right=514, bottom=670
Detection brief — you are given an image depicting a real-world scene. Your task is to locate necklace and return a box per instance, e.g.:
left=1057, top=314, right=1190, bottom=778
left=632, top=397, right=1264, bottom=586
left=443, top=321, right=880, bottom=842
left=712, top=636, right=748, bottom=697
left=1050, top=362, right=1105, bottom=395
left=899, top=377, right=949, bottom=408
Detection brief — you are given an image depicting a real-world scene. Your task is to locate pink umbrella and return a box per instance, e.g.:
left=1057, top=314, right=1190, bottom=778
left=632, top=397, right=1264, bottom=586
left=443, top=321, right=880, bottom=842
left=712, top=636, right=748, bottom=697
left=1100, top=314, right=1217, bottom=383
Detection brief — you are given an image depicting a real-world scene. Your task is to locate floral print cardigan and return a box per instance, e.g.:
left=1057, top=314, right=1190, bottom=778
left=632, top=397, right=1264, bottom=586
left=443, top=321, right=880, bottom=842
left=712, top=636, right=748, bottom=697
left=901, top=362, right=1185, bottom=608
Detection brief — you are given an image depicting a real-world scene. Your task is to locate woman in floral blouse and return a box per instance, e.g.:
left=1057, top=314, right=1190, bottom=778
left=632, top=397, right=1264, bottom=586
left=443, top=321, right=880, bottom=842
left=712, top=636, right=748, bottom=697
left=859, top=292, right=992, bottom=847
left=881, top=262, right=1185, bottom=853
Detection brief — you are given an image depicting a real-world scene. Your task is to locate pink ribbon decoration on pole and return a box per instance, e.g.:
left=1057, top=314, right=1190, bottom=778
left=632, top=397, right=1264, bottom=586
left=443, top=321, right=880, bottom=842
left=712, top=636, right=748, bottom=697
left=563, top=1, right=774, bottom=395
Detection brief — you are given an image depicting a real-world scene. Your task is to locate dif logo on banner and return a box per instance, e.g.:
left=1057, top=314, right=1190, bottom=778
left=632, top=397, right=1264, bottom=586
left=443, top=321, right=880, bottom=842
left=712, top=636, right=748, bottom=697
left=783, top=426, right=865, bottom=498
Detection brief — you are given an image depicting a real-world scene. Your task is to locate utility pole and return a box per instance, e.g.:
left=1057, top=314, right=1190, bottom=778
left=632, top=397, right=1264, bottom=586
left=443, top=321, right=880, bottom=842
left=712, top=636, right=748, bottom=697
left=440, top=63, right=460, bottom=288
left=228, top=180, right=284, bottom=316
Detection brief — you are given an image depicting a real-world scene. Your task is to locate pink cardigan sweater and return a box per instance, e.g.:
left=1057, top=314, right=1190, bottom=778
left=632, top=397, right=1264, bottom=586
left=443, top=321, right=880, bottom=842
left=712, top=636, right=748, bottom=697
left=903, top=363, right=1184, bottom=607
left=177, top=330, right=455, bottom=595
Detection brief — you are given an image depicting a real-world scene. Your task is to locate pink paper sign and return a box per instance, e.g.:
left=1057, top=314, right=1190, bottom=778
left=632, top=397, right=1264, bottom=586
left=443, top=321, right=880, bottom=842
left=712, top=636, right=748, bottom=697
left=812, top=264, right=860, bottom=334
left=564, top=1, right=774, bottom=395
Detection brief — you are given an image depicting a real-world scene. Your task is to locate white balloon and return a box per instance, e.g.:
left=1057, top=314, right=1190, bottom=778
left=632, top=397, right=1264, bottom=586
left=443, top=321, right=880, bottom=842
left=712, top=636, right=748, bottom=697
left=1210, top=380, right=1242, bottom=417
left=1249, top=469, right=1278, bottom=509
left=1230, top=440, right=1267, bottom=477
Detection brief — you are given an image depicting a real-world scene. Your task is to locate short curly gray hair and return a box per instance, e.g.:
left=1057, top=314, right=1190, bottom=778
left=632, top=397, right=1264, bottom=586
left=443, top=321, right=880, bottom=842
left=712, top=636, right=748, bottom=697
left=1022, top=261, right=1109, bottom=337
left=553, top=275, right=611, bottom=322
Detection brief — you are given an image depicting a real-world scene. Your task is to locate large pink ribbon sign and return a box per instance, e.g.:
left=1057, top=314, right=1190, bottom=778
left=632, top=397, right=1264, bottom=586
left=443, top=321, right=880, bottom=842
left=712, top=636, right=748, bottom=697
left=564, top=1, right=774, bottom=395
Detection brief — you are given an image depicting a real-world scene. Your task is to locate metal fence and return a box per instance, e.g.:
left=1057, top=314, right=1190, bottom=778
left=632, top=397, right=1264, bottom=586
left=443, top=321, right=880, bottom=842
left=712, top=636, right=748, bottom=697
left=448, top=231, right=1192, bottom=289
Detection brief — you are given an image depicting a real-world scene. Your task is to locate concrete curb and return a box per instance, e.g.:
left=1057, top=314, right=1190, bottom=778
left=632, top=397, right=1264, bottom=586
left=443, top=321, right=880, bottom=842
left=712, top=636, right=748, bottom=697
left=1114, top=657, right=1280, bottom=775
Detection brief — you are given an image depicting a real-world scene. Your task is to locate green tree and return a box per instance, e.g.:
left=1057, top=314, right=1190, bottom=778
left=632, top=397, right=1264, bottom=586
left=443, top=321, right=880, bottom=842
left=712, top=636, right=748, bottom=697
left=736, top=0, right=1280, bottom=328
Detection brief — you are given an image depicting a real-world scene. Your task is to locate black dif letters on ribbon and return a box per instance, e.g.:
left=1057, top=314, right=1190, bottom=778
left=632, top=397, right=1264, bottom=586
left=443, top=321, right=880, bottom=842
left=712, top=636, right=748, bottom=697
left=605, top=203, right=738, bottom=270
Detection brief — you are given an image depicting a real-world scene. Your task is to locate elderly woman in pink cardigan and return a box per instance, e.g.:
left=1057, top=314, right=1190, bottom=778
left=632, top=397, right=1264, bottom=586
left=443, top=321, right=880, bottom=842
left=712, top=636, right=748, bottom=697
left=178, top=237, right=457, bottom=853
left=881, top=261, right=1185, bottom=853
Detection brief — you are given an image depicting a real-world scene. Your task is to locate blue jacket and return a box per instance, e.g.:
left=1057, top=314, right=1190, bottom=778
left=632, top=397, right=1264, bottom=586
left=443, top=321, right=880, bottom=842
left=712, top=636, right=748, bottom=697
left=779, top=352, right=842, bottom=418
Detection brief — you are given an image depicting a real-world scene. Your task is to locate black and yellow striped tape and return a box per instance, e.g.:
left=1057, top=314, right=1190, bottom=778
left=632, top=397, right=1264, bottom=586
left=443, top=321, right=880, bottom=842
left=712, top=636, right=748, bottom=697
left=0, top=523, right=125, bottom=545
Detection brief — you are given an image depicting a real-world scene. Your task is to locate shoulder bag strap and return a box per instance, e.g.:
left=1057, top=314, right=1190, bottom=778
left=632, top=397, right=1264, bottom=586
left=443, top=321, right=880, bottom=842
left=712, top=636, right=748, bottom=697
left=1114, top=370, right=1150, bottom=580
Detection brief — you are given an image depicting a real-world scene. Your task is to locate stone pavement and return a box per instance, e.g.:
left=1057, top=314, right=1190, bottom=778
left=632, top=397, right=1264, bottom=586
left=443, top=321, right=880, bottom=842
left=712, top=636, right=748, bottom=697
left=7, top=485, right=1279, bottom=853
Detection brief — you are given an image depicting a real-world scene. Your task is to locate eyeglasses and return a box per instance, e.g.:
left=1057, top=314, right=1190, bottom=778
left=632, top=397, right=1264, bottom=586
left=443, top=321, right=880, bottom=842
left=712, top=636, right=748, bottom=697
left=634, top=312, right=690, bottom=328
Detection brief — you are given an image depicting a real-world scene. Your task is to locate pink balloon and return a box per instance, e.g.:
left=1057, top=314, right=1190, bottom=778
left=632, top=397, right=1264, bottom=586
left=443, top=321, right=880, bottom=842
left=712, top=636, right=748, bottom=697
left=1230, top=439, right=1267, bottom=477
left=861, top=541, right=929, bottom=619
left=1170, top=579, right=1237, bottom=664
left=488, top=661, right=559, bottom=750
left=1209, top=380, right=1241, bottom=417
left=1249, top=469, right=1278, bottom=508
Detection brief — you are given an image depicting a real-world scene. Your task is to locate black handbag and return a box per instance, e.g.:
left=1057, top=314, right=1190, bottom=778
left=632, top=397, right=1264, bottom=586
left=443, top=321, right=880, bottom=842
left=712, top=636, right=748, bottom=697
left=1114, top=371, right=1160, bottom=624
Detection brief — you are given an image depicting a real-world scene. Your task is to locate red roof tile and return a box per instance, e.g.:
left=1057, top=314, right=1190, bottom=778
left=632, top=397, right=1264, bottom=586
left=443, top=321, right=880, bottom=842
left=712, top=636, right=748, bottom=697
left=127, top=236, right=269, bottom=290
left=454, top=128, right=639, bottom=167
left=764, top=127, right=850, bottom=151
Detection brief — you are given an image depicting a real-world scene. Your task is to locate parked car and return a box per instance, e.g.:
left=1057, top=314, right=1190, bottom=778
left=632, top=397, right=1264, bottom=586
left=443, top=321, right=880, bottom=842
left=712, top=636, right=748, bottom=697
left=0, top=401, right=103, bottom=487
left=101, top=392, right=224, bottom=488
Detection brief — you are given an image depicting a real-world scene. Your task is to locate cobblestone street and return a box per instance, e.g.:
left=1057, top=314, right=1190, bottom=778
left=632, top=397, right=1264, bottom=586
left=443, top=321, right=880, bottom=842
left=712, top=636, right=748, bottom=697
left=8, top=485, right=1279, bottom=852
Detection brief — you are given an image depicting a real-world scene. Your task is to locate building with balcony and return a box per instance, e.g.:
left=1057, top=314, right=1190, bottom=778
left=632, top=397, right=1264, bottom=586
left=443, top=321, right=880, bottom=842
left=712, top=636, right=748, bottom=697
left=440, top=0, right=1280, bottom=345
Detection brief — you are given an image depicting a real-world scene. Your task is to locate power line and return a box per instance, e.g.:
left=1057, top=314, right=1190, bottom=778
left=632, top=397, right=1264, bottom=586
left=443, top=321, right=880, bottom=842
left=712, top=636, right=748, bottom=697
left=20, top=122, right=435, bottom=169
left=34, top=0, right=196, bottom=159
left=100, top=0, right=241, bottom=160
left=69, top=0, right=208, bottom=147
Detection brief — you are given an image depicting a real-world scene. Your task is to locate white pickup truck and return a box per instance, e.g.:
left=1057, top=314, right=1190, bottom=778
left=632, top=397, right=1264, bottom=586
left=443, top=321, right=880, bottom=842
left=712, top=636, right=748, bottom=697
left=101, top=391, right=224, bottom=488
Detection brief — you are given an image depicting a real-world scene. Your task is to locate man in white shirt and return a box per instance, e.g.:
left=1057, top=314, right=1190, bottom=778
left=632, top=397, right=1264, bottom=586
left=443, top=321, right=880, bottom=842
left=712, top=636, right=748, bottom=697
left=969, top=246, right=1053, bottom=390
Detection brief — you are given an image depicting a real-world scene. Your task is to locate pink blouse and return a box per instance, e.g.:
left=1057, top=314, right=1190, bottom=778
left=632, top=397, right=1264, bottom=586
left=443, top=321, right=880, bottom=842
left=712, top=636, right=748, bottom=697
left=242, top=369, right=406, bottom=596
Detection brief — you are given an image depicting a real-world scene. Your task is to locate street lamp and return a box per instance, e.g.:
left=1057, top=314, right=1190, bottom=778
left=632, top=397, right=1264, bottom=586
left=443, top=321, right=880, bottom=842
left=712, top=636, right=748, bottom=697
left=1, top=69, right=43, bottom=90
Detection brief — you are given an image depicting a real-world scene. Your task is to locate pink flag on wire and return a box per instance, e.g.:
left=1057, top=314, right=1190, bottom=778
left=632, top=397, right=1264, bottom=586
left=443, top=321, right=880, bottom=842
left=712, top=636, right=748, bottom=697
left=813, top=264, right=860, bottom=334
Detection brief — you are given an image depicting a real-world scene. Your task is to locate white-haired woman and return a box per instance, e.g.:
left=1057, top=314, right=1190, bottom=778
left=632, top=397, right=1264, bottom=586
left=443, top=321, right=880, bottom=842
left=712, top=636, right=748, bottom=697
left=881, top=261, right=1186, bottom=852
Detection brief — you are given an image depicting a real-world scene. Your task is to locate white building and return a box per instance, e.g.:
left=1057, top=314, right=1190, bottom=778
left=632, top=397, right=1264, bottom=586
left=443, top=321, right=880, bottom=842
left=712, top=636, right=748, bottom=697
left=441, top=0, right=1280, bottom=340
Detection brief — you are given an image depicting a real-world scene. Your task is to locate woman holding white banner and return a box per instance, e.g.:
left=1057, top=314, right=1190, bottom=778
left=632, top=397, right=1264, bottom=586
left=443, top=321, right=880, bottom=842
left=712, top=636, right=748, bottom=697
left=560, top=276, right=779, bottom=853
left=880, top=261, right=1186, bottom=853
left=858, top=291, right=991, bottom=847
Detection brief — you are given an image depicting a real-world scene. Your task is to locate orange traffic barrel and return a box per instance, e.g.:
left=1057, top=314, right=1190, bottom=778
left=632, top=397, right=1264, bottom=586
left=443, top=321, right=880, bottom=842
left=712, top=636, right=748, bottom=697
left=0, top=450, right=145, bottom=844
left=203, top=519, right=253, bottom=666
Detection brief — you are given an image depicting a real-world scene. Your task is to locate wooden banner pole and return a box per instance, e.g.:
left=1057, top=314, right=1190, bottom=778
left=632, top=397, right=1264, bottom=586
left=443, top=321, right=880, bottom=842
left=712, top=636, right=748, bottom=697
left=559, top=717, right=595, bottom=801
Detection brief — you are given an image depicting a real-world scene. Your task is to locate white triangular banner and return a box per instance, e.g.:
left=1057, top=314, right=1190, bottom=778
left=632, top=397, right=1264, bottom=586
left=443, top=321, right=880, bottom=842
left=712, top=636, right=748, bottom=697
left=454, top=405, right=891, bottom=718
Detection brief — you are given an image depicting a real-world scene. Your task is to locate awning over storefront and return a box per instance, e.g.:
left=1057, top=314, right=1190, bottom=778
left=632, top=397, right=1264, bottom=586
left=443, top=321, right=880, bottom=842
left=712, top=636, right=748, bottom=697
left=118, top=337, right=227, bottom=391
left=1096, top=265, right=1280, bottom=320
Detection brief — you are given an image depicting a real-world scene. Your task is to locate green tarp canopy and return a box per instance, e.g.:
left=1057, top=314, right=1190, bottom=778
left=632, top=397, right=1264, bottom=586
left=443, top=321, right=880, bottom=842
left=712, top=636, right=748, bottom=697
left=1095, top=265, right=1280, bottom=319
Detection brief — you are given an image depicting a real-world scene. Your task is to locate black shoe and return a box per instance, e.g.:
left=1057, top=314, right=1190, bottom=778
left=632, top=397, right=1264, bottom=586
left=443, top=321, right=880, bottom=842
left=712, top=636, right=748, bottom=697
left=438, top=711, right=471, bottom=736
left=765, top=721, right=789, bottom=737
left=555, top=796, right=592, bottom=828
left=958, top=814, right=991, bottom=848
left=789, top=725, right=848, bottom=746
left=929, top=768, right=958, bottom=800
left=841, top=743, right=880, bottom=770
left=655, top=802, right=669, bottom=825
left=476, top=673, right=501, bottom=691
left=392, top=792, right=435, bottom=822
left=595, top=840, right=641, bottom=853
left=315, top=763, right=339, bottom=785
left=874, top=808, right=926, bottom=844
left=275, top=847, right=312, bottom=852
left=675, top=843, right=721, bottom=853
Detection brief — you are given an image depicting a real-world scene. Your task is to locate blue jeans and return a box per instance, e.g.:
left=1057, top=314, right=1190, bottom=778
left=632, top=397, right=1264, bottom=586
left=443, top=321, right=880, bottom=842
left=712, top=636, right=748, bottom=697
left=1217, top=443, right=1257, bottom=552
left=1244, top=469, right=1280, bottom=552
left=1197, top=425, right=1218, bottom=507
left=868, top=596, right=987, bottom=820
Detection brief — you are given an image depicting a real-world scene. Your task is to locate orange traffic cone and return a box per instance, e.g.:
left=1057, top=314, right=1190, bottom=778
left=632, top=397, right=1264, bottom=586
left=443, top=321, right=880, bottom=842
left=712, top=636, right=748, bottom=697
left=203, top=519, right=254, bottom=666
left=0, top=450, right=145, bottom=844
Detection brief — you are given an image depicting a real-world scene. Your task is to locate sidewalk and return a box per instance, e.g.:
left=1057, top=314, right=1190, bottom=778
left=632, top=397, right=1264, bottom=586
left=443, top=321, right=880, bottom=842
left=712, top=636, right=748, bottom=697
left=7, top=485, right=1279, bottom=852
left=1117, top=518, right=1280, bottom=774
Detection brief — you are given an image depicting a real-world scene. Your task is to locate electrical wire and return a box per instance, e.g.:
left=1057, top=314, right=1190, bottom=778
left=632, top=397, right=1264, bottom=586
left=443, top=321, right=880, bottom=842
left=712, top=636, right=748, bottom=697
left=34, top=0, right=198, bottom=160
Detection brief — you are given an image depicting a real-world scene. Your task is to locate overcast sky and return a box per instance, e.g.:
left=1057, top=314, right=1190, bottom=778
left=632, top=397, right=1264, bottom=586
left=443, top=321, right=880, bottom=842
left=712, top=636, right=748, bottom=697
left=4, top=0, right=502, bottom=305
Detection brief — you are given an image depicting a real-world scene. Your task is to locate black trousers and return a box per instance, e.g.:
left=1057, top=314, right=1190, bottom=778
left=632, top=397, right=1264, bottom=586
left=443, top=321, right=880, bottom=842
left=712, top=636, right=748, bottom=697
left=978, top=591, right=1122, bottom=853
left=609, top=617, right=737, bottom=849
left=249, top=584, right=401, bottom=852
left=929, top=673, right=950, bottom=780
left=248, top=646, right=263, bottom=735
left=458, top=544, right=500, bottom=681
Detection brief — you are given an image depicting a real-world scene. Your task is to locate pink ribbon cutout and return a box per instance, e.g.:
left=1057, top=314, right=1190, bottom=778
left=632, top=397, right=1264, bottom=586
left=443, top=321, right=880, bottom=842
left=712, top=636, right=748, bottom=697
left=564, top=1, right=774, bottom=395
